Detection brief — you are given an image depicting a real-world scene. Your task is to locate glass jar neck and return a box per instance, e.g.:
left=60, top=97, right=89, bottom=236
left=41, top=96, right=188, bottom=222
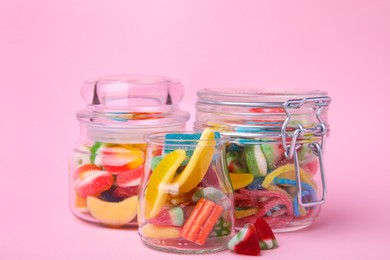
left=195, top=88, right=331, bottom=141
left=144, top=131, right=230, bottom=147
left=80, top=122, right=188, bottom=144
left=76, top=74, right=191, bottom=143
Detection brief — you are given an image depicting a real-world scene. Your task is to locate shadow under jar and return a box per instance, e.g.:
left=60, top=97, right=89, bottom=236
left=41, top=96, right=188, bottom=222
left=69, top=75, right=190, bottom=228
left=138, top=129, right=234, bottom=253
left=194, top=89, right=331, bottom=232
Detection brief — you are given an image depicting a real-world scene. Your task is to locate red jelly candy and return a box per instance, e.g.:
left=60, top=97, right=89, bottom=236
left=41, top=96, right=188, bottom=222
left=228, top=223, right=261, bottom=256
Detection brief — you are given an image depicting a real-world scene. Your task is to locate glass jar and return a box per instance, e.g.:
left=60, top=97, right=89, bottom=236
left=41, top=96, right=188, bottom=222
left=138, top=129, right=234, bottom=254
left=69, top=75, right=190, bottom=228
left=194, top=89, right=331, bottom=232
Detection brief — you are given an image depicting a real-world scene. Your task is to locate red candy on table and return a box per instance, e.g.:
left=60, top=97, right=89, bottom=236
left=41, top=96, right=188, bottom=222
left=228, top=217, right=278, bottom=256
left=254, top=217, right=279, bottom=249
left=228, top=223, right=261, bottom=256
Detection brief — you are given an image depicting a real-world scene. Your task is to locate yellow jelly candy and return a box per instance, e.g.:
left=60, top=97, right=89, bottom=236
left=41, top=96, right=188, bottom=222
left=262, top=164, right=317, bottom=190
left=133, top=143, right=148, bottom=152
left=144, top=149, right=186, bottom=219
left=234, top=208, right=259, bottom=219
left=101, top=145, right=145, bottom=170
left=86, top=196, right=138, bottom=227
left=140, top=223, right=181, bottom=239
left=171, top=128, right=216, bottom=193
left=120, top=146, right=145, bottom=169
left=75, top=194, right=88, bottom=213
left=229, top=173, right=254, bottom=190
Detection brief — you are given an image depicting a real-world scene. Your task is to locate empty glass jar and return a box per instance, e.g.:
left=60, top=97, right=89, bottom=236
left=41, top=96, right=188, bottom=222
left=194, top=89, right=331, bottom=232
left=69, top=75, right=190, bottom=227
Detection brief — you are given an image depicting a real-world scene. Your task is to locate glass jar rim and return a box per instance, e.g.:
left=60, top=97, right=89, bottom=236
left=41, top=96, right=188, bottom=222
left=82, top=74, right=185, bottom=107
left=144, top=131, right=230, bottom=146
left=194, top=88, right=331, bottom=140
left=197, top=88, right=328, bottom=105
left=76, top=74, right=190, bottom=128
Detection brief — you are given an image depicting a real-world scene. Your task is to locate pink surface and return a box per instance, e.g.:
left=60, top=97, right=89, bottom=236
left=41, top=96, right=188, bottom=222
left=1, top=0, right=389, bottom=259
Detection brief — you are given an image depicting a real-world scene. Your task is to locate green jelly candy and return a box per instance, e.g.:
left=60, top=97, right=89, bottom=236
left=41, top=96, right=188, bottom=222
left=151, top=156, right=163, bottom=171
left=90, top=142, right=105, bottom=164
left=245, top=144, right=267, bottom=177
left=211, top=217, right=232, bottom=237
left=192, top=187, right=231, bottom=210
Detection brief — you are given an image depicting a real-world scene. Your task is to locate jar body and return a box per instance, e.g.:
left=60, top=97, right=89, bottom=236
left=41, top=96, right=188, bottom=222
left=69, top=75, right=190, bottom=228
left=69, top=136, right=144, bottom=227
left=223, top=138, right=323, bottom=232
left=138, top=129, right=234, bottom=253
left=194, top=89, right=330, bottom=232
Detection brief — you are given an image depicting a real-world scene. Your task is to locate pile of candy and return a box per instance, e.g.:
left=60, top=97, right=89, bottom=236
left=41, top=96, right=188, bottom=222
left=139, top=129, right=234, bottom=252
left=227, top=142, right=320, bottom=230
left=70, top=142, right=147, bottom=227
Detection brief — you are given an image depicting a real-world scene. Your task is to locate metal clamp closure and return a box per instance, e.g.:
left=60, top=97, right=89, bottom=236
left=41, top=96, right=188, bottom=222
left=293, top=142, right=327, bottom=207
left=281, top=96, right=330, bottom=158
left=281, top=96, right=331, bottom=207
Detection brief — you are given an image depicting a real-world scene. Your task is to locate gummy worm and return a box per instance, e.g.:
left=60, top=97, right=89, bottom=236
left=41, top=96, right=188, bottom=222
left=274, top=178, right=316, bottom=194
left=262, top=164, right=317, bottom=190
left=239, top=188, right=293, bottom=216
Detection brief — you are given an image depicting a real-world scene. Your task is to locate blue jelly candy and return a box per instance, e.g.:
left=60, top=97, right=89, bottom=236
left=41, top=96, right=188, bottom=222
left=247, top=177, right=266, bottom=190
left=164, top=132, right=220, bottom=155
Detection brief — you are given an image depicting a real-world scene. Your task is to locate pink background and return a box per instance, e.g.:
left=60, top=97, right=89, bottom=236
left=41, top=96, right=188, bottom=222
left=1, top=0, right=389, bottom=259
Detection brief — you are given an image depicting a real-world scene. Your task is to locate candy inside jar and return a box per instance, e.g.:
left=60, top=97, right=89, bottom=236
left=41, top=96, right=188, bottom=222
left=71, top=142, right=146, bottom=227
left=226, top=141, right=322, bottom=231
left=138, top=129, right=234, bottom=253
left=195, top=89, right=331, bottom=232
left=69, top=75, right=190, bottom=228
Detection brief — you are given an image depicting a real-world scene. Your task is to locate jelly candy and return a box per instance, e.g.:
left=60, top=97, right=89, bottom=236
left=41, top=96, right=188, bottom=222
left=144, top=149, right=186, bottom=219
left=112, top=186, right=138, bottom=199
left=171, top=128, right=216, bottom=193
left=86, top=195, right=138, bottom=227
left=226, top=151, right=248, bottom=173
left=228, top=223, right=261, bottom=256
left=76, top=170, right=114, bottom=198
left=260, top=143, right=283, bottom=170
left=181, top=198, right=224, bottom=245
left=116, top=165, right=144, bottom=187
left=74, top=164, right=101, bottom=179
left=245, top=144, right=267, bottom=177
left=235, top=208, right=260, bottom=219
left=254, top=217, right=278, bottom=249
left=246, top=176, right=265, bottom=190
left=140, top=224, right=182, bottom=239
left=261, top=164, right=317, bottom=190
left=100, top=146, right=144, bottom=173
left=72, top=145, right=91, bottom=167
left=211, top=217, right=232, bottom=237
left=229, top=173, right=254, bottom=190
left=75, top=194, right=88, bottom=213
left=149, top=207, right=184, bottom=227
left=192, top=187, right=231, bottom=210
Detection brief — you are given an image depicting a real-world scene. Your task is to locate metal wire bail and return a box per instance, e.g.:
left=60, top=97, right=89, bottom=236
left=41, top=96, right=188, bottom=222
left=281, top=96, right=331, bottom=207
